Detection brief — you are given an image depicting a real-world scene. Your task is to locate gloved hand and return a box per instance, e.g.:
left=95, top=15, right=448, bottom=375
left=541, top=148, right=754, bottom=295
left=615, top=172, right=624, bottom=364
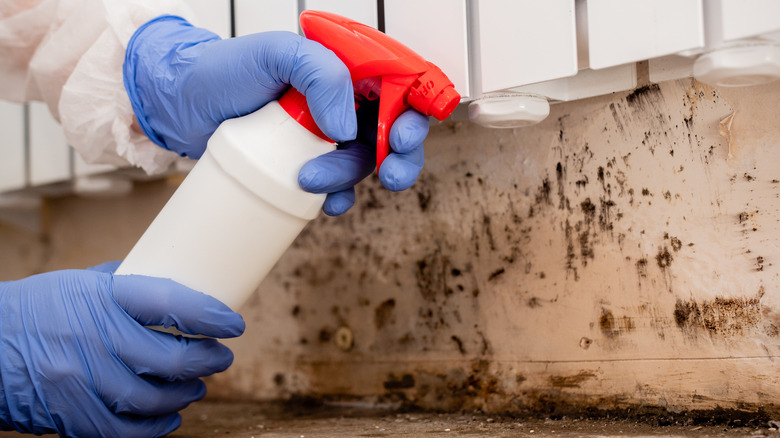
left=0, top=263, right=245, bottom=437
left=124, top=15, right=429, bottom=216
left=298, top=100, right=430, bottom=216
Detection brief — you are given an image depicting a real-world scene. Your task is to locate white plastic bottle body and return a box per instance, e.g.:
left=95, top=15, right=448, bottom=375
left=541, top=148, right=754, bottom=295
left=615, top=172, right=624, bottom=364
left=115, top=101, right=335, bottom=311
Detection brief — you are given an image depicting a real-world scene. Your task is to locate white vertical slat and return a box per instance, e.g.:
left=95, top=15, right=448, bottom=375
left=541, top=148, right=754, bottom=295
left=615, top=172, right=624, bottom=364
left=474, top=0, right=578, bottom=93
left=188, top=0, right=232, bottom=39
left=29, top=102, right=70, bottom=186
left=235, top=0, right=298, bottom=35
left=0, top=101, right=25, bottom=192
left=718, top=0, right=780, bottom=42
left=513, top=64, right=637, bottom=102
left=304, top=0, right=378, bottom=29
left=586, top=0, right=704, bottom=69
left=384, top=0, right=470, bottom=98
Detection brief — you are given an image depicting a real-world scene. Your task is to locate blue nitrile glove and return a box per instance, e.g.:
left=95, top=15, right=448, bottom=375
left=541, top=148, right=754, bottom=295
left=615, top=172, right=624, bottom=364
left=298, top=100, right=430, bottom=216
left=124, top=15, right=429, bottom=216
left=0, top=264, right=245, bottom=437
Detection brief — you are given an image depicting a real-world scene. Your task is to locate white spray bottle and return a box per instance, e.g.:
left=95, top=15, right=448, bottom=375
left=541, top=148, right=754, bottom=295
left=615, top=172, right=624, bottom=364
left=115, top=11, right=460, bottom=312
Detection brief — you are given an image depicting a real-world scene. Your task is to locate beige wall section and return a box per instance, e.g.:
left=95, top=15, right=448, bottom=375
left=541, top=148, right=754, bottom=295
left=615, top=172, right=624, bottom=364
left=2, top=79, right=780, bottom=414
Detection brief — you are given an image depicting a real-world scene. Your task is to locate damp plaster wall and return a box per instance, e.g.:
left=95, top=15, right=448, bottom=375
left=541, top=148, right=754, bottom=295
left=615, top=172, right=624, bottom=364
left=1, top=78, right=779, bottom=414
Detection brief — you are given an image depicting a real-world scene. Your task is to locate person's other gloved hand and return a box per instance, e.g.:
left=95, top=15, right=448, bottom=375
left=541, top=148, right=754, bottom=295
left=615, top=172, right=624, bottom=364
left=0, top=265, right=245, bottom=437
left=124, top=15, right=430, bottom=216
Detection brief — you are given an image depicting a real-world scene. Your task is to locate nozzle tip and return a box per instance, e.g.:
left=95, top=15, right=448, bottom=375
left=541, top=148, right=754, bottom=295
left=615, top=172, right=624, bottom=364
left=429, top=86, right=461, bottom=121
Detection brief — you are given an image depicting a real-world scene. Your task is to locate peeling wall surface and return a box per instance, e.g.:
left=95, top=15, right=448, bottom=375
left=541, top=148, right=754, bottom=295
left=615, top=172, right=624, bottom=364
left=2, top=79, right=780, bottom=414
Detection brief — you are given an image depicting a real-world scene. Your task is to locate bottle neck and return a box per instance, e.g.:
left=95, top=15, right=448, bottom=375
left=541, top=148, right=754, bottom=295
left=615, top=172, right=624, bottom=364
left=278, top=88, right=332, bottom=142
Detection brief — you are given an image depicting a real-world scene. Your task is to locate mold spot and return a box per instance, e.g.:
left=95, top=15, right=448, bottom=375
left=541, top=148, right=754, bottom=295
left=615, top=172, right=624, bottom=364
left=374, top=298, right=396, bottom=330
left=416, top=251, right=448, bottom=301
left=670, top=237, right=683, bottom=252
left=600, top=310, right=635, bottom=338
left=579, top=231, right=594, bottom=261
left=656, top=247, right=673, bottom=269
left=674, top=297, right=762, bottom=336
left=383, top=373, right=415, bottom=390
left=549, top=371, right=597, bottom=388
left=318, top=328, right=332, bottom=343
left=535, top=178, right=552, bottom=206
left=599, top=199, right=616, bottom=231
left=273, top=373, right=285, bottom=387
left=451, top=335, right=466, bottom=355
left=626, top=84, right=661, bottom=107
left=756, top=256, right=765, bottom=272
left=488, top=268, right=505, bottom=282
left=580, top=198, right=596, bottom=221
left=636, top=258, right=648, bottom=278
left=417, top=190, right=432, bottom=211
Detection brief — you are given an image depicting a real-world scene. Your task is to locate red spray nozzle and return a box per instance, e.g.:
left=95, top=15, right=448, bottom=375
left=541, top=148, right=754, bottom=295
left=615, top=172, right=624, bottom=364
left=279, top=10, right=461, bottom=170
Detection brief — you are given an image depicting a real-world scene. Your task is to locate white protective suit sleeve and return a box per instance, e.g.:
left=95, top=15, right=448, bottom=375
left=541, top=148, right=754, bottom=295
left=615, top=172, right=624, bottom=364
left=0, top=0, right=197, bottom=174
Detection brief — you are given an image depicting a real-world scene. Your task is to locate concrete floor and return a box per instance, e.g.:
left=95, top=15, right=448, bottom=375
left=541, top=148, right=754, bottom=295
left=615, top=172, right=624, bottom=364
left=0, top=400, right=778, bottom=437
left=169, top=400, right=780, bottom=437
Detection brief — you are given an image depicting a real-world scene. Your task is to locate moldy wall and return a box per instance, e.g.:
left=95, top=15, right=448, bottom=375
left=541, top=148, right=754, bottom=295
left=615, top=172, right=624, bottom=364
left=1, top=78, right=779, bottom=414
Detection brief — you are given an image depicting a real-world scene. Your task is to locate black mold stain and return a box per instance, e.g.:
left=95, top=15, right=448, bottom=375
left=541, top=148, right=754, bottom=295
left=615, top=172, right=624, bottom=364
left=564, top=220, right=579, bottom=281
left=600, top=310, right=635, bottom=338
left=636, top=258, right=648, bottom=277
left=674, top=296, right=762, bottom=336
left=482, top=214, right=496, bottom=251
left=416, top=252, right=447, bottom=302
left=580, top=198, right=596, bottom=221
left=549, top=371, right=597, bottom=388
left=670, top=237, right=683, bottom=252
left=374, top=298, right=396, bottom=330
left=383, top=373, right=415, bottom=390
left=656, top=247, right=673, bottom=269
left=608, top=103, right=624, bottom=132
left=579, top=231, right=594, bottom=261
left=599, top=199, right=616, bottom=232
left=451, top=335, right=466, bottom=355
left=488, top=268, right=505, bottom=281
left=414, top=360, right=499, bottom=411
left=626, top=84, right=661, bottom=107
left=417, top=190, right=431, bottom=211
left=556, top=162, right=568, bottom=210
left=363, top=187, right=384, bottom=210
left=535, top=178, right=552, bottom=206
